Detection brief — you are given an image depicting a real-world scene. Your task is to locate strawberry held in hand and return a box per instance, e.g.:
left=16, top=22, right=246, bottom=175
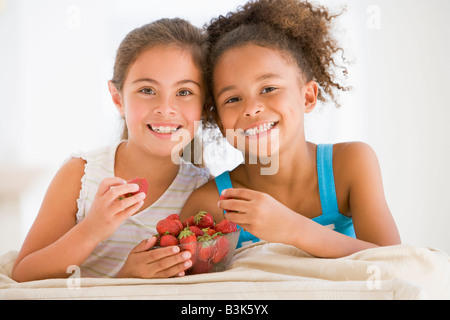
left=119, top=177, right=148, bottom=200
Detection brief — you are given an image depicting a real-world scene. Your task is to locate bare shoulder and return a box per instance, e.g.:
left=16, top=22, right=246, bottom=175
left=37, top=156, right=87, bottom=219
left=57, top=157, right=87, bottom=185
left=334, top=141, right=378, bottom=162
left=46, top=157, right=87, bottom=207
left=332, top=142, right=382, bottom=213
left=180, top=179, right=224, bottom=222
left=333, top=142, right=380, bottom=179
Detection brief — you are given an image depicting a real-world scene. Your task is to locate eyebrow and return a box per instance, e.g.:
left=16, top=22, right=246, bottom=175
left=216, top=73, right=282, bottom=98
left=216, top=85, right=237, bottom=99
left=257, top=73, right=281, bottom=81
left=132, top=78, right=202, bottom=89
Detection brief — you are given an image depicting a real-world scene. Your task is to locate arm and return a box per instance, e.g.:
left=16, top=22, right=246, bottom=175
left=218, top=188, right=375, bottom=257
left=307, top=142, right=400, bottom=255
left=179, top=180, right=224, bottom=223
left=218, top=143, right=401, bottom=258
left=339, top=142, right=401, bottom=246
left=12, top=158, right=145, bottom=282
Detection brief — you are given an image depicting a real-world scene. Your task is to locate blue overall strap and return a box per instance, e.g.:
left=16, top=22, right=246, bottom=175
left=214, top=171, right=233, bottom=197
left=214, top=171, right=260, bottom=248
left=317, top=144, right=339, bottom=214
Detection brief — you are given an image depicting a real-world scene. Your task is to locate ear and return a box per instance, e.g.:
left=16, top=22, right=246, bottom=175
left=108, top=81, right=125, bottom=115
left=303, top=80, right=318, bottom=114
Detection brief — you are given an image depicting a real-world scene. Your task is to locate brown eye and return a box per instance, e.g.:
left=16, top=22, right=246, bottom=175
left=225, top=97, right=241, bottom=104
left=261, top=86, right=276, bottom=94
left=139, top=88, right=155, bottom=95
left=177, top=90, right=192, bottom=97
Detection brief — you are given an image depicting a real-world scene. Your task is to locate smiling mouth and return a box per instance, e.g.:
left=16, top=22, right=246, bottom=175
left=243, top=122, right=278, bottom=136
left=147, top=124, right=182, bottom=134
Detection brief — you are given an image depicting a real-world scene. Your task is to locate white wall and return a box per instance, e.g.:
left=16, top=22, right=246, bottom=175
left=360, top=0, right=450, bottom=252
left=0, top=0, right=449, bottom=254
left=307, top=0, right=450, bottom=253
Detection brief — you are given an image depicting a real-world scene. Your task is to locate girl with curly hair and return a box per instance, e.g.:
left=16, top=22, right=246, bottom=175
left=180, top=0, right=400, bottom=257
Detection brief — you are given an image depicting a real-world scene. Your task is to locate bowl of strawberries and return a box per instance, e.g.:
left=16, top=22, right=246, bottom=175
left=153, top=211, right=240, bottom=275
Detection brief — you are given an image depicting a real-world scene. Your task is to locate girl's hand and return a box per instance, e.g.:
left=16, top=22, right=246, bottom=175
left=116, top=237, right=193, bottom=278
left=218, top=188, right=299, bottom=245
left=81, top=177, right=146, bottom=243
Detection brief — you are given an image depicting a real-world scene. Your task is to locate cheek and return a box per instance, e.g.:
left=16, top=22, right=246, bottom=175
left=182, top=101, right=203, bottom=133
left=217, top=108, right=236, bottom=130
left=186, top=103, right=203, bottom=120
left=123, top=99, right=144, bottom=124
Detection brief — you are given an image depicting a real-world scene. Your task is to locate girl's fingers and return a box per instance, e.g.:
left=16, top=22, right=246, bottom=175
left=144, top=247, right=192, bottom=278
left=115, top=195, right=145, bottom=219
left=131, top=237, right=157, bottom=254
left=106, top=183, right=141, bottom=201
left=151, top=251, right=193, bottom=278
left=218, top=198, right=249, bottom=213
left=221, top=188, right=258, bottom=201
left=97, top=177, right=127, bottom=195
left=146, top=245, right=181, bottom=261
left=154, top=259, right=192, bottom=278
left=224, top=211, right=249, bottom=226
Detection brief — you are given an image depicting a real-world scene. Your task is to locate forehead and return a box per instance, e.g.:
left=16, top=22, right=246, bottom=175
left=213, top=44, right=301, bottom=85
left=126, top=45, right=203, bottom=84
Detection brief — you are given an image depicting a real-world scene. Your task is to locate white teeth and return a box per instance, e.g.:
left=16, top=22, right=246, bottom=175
left=149, top=125, right=179, bottom=134
left=244, top=122, right=276, bottom=136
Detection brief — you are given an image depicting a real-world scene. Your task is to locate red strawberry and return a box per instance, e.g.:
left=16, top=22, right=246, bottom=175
left=174, top=219, right=184, bottom=233
left=188, top=225, right=204, bottom=237
left=183, top=216, right=195, bottom=228
left=215, top=219, right=237, bottom=234
left=159, top=234, right=179, bottom=247
left=120, top=177, right=148, bottom=199
left=178, top=228, right=197, bottom=256
left=197, top=234, right=215, bottom=261
left=212, top=235, right=230, bottom=263
left=156, top=218, right=183, bottom=237
left=166, top=214, right=180, bottom=220
left=202, top=227, right=217, bottom=237
left=190, top=259, right=213, bottom=274
left=194, top=211, right=215, bottom=229
left=199, top=246, right=214, bottom=261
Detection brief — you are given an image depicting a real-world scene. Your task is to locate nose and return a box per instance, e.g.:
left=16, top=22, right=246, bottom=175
left=153, top=95, right=177, bottom=117
left=243, top=99, right=264, bottom=117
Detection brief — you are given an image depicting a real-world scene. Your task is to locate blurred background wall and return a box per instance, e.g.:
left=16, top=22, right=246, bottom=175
left=0, top=0, right=449, bottom=254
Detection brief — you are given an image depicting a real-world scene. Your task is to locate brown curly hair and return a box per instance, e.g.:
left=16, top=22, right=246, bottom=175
left=204, top=0, right=350, bottom=126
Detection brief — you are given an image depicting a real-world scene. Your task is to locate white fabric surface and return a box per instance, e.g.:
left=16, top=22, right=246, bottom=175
left=1, top=242, right=449, bottom=300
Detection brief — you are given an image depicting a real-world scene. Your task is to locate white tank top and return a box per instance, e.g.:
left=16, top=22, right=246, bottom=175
left=67, top=141, right=209, bottom=277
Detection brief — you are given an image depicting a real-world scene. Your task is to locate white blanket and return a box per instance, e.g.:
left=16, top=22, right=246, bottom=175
left=1, top=243, right=449, bottom=300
